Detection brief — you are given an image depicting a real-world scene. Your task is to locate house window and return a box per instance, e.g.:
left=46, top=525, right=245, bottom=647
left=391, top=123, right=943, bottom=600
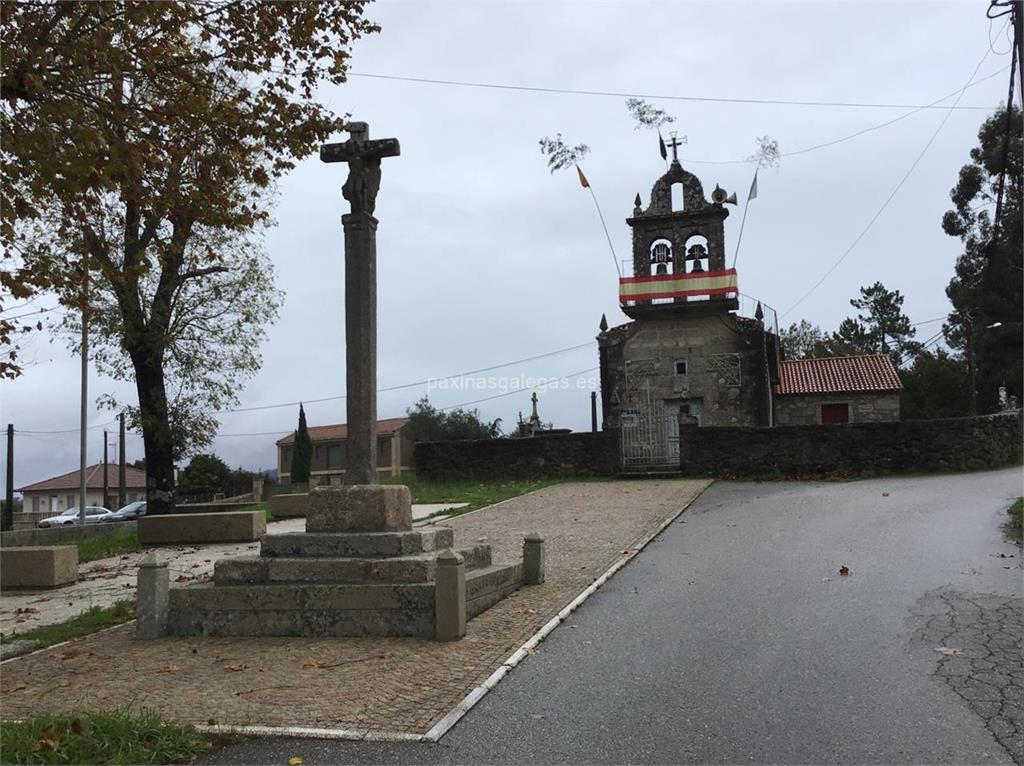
left=281, top=447, right=293, bottom=468
left=674, top=359, right=688, bottom=375
left=314, top=446, right=322, bottom=461
left=378, top=438, right=391, bottom=459
left=32, top=496, right=39, bottom=512
left=326, top=444, right=344, bottom=470
left=821, top=403, right=850, bottom=424
left=66, top=494, right=75, bottom=508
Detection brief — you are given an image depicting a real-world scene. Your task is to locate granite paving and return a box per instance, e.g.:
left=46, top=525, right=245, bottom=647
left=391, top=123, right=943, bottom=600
left=0, top=479, right=708, bottom=735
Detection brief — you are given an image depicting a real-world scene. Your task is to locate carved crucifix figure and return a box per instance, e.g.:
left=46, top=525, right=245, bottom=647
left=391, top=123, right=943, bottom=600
left=320, top=122, right=400, bottom=484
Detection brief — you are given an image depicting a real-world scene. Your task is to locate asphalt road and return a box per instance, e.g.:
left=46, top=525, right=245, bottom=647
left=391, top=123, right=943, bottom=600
left=203, top=468, right=1023, bottom=765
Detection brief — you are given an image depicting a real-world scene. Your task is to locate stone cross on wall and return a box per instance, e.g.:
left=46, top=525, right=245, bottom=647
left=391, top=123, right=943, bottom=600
left=320, top=122, right=401, bottom=484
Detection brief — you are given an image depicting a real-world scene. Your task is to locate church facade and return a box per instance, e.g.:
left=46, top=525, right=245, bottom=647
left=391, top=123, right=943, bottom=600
left=597, top=153, right=901, bottom=470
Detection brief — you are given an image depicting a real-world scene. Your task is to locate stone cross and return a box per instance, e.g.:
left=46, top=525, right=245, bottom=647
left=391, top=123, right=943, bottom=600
left=320, top=122, right=401, bottom=484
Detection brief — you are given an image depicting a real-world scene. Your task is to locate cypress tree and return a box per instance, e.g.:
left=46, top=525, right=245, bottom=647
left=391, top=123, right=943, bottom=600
left=290, top=403, right=312, bottom=484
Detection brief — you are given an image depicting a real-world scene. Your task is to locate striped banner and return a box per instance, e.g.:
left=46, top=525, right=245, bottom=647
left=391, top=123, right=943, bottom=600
left=619, top=268, right=739, bottom=303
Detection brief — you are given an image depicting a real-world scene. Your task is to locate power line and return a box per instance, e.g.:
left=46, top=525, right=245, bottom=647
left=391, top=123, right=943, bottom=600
left=15, top=419, right=117, bottom=435
left=780, top=45, right=994, bottom=320
left=682, top=67, right=1010, bottom=166
left=210, top=367, right=602, bottom=436
left=222, top=340, right=596, bottom=414
left=347, top=71, right=997, bottom=112
left=1, top=307, right=58, bottom=322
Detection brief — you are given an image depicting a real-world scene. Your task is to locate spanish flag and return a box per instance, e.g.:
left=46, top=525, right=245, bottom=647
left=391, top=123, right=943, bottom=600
left=576, top=164, right=589, bottom=189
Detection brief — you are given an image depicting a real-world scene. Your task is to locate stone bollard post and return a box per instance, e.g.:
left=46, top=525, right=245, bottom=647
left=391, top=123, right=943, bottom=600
left=137, top=552, right=169, bottom=640
left=434, top=549, right=466, bottom=641
left=523, top=533, right=546, bottom=585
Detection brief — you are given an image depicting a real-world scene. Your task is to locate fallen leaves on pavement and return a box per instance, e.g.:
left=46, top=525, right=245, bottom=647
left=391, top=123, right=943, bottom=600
left=289, top=758, right=303, bottom=765
left=1, top=681, right=27, bottom=693
left=838, top=565, right=850, bottom=576
left=156, top=665, right=181, bottom=674
left=522, top=607, right=538, bottom=615
left=934, top=647, right=962, bottom=656
left=224, top=663, right=250, bottom=672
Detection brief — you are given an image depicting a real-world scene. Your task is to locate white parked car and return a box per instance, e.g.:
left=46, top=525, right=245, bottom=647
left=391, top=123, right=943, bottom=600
left=37, top=506, right=112, bottom=528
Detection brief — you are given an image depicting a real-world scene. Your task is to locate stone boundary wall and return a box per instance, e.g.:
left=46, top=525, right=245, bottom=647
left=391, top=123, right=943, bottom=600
left=678, top=411, right=1023, bottom=478
left=415, top=432, right=619, bottom=481
left=0, top=520, right=138, bottom=548
left=174, top=501, right=258, bottom=515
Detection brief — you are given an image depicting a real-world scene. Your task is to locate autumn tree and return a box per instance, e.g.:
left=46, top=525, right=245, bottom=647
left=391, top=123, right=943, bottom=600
left=1, top=2, right=377, bottom=513
left=942, top=105, right=1022, bottom=413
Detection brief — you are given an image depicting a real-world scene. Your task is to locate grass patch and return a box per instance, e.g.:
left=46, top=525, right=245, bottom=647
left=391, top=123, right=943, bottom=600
left=76, top=531, right=140, bottom=564
left=1007, top=497, right=1022, bottom=545
left=0, top=601, right=135, bottom=651
left=0, top=709, right=210, bottom=765
left=381, top=475, right=587, bottom=517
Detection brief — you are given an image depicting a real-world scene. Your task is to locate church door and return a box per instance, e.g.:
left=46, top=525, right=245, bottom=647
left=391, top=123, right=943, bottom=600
left=664, top=398, right=703, bottom=461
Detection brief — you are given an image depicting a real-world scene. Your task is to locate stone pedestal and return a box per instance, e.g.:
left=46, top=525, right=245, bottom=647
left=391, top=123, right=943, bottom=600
left=163, top=485, right=524, bottom=640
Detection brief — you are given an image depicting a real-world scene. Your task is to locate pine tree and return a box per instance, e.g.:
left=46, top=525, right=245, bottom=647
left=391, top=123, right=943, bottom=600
left=290, top=404, right=312, bottom=483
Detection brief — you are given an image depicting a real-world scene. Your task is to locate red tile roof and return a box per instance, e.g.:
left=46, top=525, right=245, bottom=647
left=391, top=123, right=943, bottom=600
left=776, top=355, right=902, bottom=396
left=276, top=417, right=410, bottom=446
left=17, top=463, right=148, bottom=493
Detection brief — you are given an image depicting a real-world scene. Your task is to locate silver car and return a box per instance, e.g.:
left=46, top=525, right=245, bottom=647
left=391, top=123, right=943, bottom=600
left=37, top=506, right=112, bottom=527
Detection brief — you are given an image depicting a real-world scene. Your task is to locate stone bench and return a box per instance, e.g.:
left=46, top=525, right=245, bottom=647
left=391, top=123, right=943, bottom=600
left=1, top=545, right=78, bottom=589
left=268, top=493, right=307, bottom=518
left=138, top=511, right=266, bottom=546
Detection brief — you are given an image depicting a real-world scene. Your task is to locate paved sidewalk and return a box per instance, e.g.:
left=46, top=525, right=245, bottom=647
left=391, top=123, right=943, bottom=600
left=0, top=479, right=707, bottom=736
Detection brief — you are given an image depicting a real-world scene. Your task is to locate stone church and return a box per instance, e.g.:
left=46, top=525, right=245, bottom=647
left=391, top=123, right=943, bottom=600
left=597, top=153, right=901, bottom=470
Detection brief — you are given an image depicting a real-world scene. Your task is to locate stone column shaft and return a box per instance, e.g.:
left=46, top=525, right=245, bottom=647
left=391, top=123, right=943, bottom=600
left=343, top=212, right=378, bottom=485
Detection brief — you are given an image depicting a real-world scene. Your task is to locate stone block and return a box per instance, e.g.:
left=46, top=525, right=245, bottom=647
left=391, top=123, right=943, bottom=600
left=306, top=485, right=412, bottom=533
left=435, top=549, right=466, bottom=641
left=138, top=511, right=266, bottom=545
left=261, top=528, right=453, bottom=559
left=0, top=545, right=78, bottom=588
left=269, top=493, right=307, bottom=518
left=137, top=553, right=168, bottom=639
left=523, top=533, right=546, bottom=585
left=214, top=557, right=270, bottom=584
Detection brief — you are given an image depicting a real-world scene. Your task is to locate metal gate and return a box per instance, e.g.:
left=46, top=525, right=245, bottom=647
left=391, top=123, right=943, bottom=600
left=621, top=404, right=679, bottom=469
left=619, top=358, right=679, bottom=470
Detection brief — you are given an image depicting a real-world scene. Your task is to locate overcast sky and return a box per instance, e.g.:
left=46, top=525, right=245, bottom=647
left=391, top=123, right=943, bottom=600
left=2, top=0, right=1015, bottom=492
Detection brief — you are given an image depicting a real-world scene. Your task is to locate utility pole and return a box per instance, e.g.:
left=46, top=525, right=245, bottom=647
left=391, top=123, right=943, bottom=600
left=118, top=413, right=126, bottom=509
left=103, top=431, right=109, bottom=510
left=3, top=424, right=13, bottom=532
left=967, top=323, right=978, bottom=416
left=1015, top=1, right=1023, bottom=104
left=79, top=267, right=88, bottom=524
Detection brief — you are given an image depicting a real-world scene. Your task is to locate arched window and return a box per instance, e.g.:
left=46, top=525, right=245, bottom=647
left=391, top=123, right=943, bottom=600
left=671, top=182, right=684, bottom=212
left=683, top=234, right=710, bottom=274
left=649, top=238, right=673, bottom=275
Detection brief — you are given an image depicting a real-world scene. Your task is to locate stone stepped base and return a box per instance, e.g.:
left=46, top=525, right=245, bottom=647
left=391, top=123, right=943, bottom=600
left=166, top=560, right=524, bottom=638
left=261, top=528, right=454, bottom=559
left=215, top=545, right=492, bottom=585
